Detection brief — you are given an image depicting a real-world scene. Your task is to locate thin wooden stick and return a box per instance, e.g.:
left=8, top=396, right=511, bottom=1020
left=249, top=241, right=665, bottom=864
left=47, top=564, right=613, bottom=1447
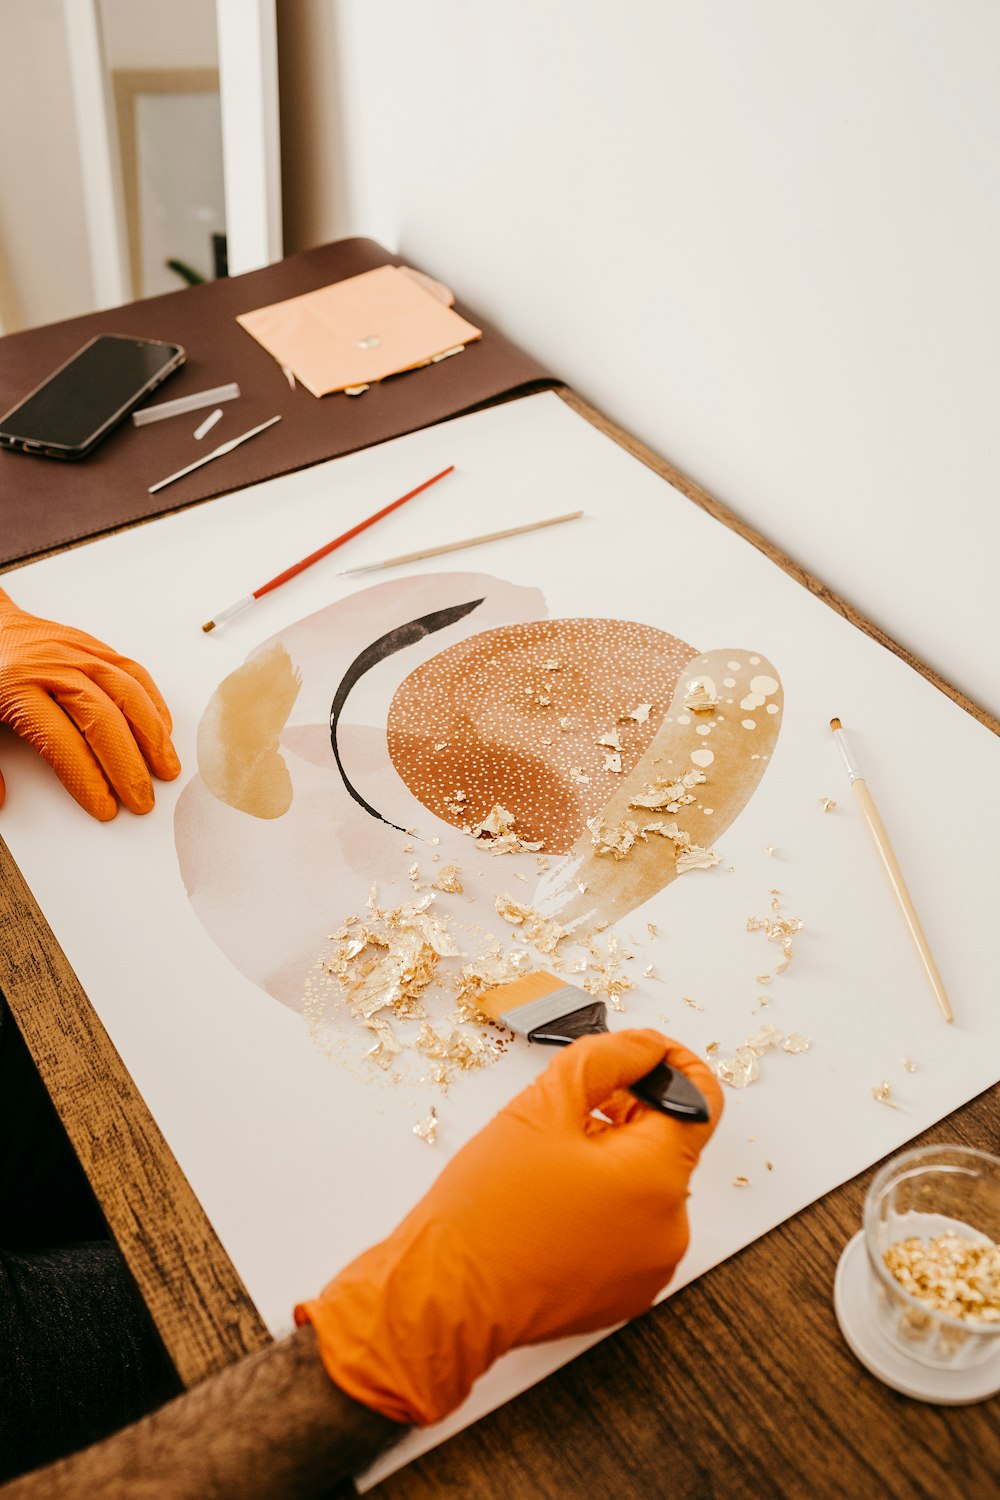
left=339, top=510, right=584, bottom=576
left=831, top=717, right=953, bottom=1022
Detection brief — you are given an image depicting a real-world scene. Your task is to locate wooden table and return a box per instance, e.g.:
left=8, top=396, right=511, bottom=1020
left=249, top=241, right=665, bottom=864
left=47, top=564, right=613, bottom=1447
left=2, top=390, right=998, bottom=1498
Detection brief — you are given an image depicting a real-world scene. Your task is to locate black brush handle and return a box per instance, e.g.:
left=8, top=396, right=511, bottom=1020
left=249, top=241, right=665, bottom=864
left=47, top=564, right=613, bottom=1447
left=527, top=1002, right=711, bottom=1124
left=630, top=1060, right=711, bottom=1122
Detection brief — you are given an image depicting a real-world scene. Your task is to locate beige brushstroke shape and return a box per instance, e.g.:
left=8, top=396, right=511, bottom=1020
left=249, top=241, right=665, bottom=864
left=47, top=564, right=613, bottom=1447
left=535, top=649, right=782, bottom=927
left=197, top=640, right=302, bottom=819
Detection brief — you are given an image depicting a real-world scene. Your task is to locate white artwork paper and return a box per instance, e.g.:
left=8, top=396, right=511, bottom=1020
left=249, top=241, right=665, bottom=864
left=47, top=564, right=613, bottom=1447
left=2, top=393, right=998, bottom=1486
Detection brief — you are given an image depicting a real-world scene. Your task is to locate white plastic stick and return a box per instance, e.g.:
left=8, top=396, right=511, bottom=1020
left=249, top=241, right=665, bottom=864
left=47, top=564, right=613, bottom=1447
left=133, top=383, right=241, bottom=426
left=194, top=408, right=224, bottom=440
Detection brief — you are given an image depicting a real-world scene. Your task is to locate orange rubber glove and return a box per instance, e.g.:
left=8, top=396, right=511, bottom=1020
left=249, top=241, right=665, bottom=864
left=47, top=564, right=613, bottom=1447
left=296, top=1030, right=723, bottom=1427
left=0, top=586, right=180, bottom=820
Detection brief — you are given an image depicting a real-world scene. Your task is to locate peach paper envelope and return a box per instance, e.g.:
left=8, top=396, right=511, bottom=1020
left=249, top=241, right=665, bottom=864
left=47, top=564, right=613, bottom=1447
left=236, top=264, right=482, bottom=397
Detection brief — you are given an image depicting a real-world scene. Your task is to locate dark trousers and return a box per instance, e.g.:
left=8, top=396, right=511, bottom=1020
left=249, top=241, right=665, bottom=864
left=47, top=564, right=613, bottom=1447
left=0, top=994, right=181, bottom=1481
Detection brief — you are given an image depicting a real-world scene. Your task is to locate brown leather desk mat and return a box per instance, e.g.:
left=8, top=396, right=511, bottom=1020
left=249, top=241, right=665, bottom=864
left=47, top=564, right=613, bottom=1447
left=0, top=238, right=558, bottom=567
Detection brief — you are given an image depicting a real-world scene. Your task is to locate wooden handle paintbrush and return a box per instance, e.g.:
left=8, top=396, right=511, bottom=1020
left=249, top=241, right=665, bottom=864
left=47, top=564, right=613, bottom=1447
left=831, top=717, right=953, bottom=1023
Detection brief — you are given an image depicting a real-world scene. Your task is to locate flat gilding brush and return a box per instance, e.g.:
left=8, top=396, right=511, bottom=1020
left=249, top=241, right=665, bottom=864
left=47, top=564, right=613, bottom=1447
left=479, top=970, right=711, bottom=1122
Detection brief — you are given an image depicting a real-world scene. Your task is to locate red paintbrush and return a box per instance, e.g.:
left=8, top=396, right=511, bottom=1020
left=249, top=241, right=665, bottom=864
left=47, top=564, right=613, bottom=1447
left=201, top=464, right=454, bottom=632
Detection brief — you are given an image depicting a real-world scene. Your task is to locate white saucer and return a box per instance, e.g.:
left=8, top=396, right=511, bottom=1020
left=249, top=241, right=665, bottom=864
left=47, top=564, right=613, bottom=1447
left=834, top=1230, right=1000, bottom=1404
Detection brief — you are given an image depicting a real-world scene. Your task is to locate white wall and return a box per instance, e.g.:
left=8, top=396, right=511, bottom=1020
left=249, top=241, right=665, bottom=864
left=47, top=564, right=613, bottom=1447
left=0, top=0, right=95, bottom=329
left=281, top=0, right=1000, bottom=720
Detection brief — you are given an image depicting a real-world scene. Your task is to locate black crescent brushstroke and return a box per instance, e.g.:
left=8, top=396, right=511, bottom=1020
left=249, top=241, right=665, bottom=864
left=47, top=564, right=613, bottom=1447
left=329, top=598, right=486, bottom=832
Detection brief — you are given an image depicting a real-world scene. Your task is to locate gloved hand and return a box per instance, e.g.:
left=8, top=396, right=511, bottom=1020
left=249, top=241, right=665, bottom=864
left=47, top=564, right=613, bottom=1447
left=296, top=1030, right=723, bottom=1427
left=0, top=586, right=180, bottom=820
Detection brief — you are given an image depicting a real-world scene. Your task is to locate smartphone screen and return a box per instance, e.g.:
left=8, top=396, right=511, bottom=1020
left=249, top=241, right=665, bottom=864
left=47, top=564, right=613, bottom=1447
left=0, top=335, right=184, bottom=458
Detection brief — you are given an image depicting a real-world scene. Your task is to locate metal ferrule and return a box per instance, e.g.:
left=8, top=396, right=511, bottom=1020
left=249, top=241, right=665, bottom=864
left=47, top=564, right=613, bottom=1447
left=833, top=725, right=864, bottom=783
left=499, top=986, right=590, bottom=1036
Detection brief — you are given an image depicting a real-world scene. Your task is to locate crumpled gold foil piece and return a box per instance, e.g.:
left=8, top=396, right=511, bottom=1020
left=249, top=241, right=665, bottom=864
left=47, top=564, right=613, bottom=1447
left=675, top=844, right=721, bottom=873
left=413, top=1107, right=438, bottom=1145
left=684, top=677, right=720, bottom=713
left=629, top=769, right=706, bottom=813
left=782, top=1032, right=810, bottom=1054
left=586, top=811, right=717, bottom=875
left=469, top=803, right=544, bottom=856
left=495, top=894, right=569, bottom=956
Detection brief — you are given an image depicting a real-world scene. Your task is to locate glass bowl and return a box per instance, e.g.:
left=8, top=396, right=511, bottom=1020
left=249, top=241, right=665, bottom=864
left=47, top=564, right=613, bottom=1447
left=864, top=1145, right=1000, bottom=1370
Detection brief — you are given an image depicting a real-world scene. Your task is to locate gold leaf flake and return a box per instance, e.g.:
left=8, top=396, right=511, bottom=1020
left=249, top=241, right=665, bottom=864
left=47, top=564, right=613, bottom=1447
left=431, top=865, right=464, bottom=894
left=820, top=797, right=837, bottom=813
left=684, top=678, right=720, bottom=713
left=598, top=729, right=622, bottom=750
left=647, top=923, right=659, bottom=938
left=469, top=804, right=544, bottom=856
left=765, top=1161, right=774, bottom=1172
left=872, top=1079, right=898, bottom=1108
left=765, top=842, right=776, bottom=856
left=628, top=703, right=652, bottom=724
left=496, top=894, right=529, bottom=924
left=569, top=766, right=590, bottom=785
left=433, top=742, right=448, bottom=752
left=402, top=842, right=414, bottom=853
left=413, top=1107, right=438, bottom=1145
left=643, top=963, right=662, bottom=980
left=782, top=1033, right=810, bottom=1054
left=903, top=1056, right=918, bottom=1073
left=733, top=1175, right=752, bottom=1188
left=747, top=1023, right=784, bottom=1055
left=705, top=1041, right=719, bottom=1054
left=559, top=716, right=571, bottom=730
left=675, top=844, right=720, bottom=873
left=543, top=658, right=562, bottom=671
left=495, top=894, right=568, bottom=955
left=587, top=815, right=639, bottom=859
left=683, top=995, right=704, bottom=1011
left=629, top=769, right=706, bottom=812
left=756, top=975, right=772, bottom=985
left=603, top=752, right=623, bottom=773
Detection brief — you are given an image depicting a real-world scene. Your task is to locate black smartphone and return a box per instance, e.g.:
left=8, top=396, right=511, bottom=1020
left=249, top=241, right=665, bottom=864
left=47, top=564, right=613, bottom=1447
left=0, top=334, right=185, bottom=460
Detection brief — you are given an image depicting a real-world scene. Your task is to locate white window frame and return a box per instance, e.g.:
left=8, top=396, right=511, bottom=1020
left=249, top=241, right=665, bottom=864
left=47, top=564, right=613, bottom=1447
left=62, top=0, right=281, bottom=311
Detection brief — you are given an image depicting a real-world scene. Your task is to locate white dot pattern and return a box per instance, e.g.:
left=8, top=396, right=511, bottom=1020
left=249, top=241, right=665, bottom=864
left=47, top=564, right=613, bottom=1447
left=388, top=618, right=698, bottom=852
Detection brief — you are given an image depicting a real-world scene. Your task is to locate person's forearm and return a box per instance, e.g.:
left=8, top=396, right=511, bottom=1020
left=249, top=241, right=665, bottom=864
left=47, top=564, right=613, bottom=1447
left=0, top=1324, right=402, bottom=1500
